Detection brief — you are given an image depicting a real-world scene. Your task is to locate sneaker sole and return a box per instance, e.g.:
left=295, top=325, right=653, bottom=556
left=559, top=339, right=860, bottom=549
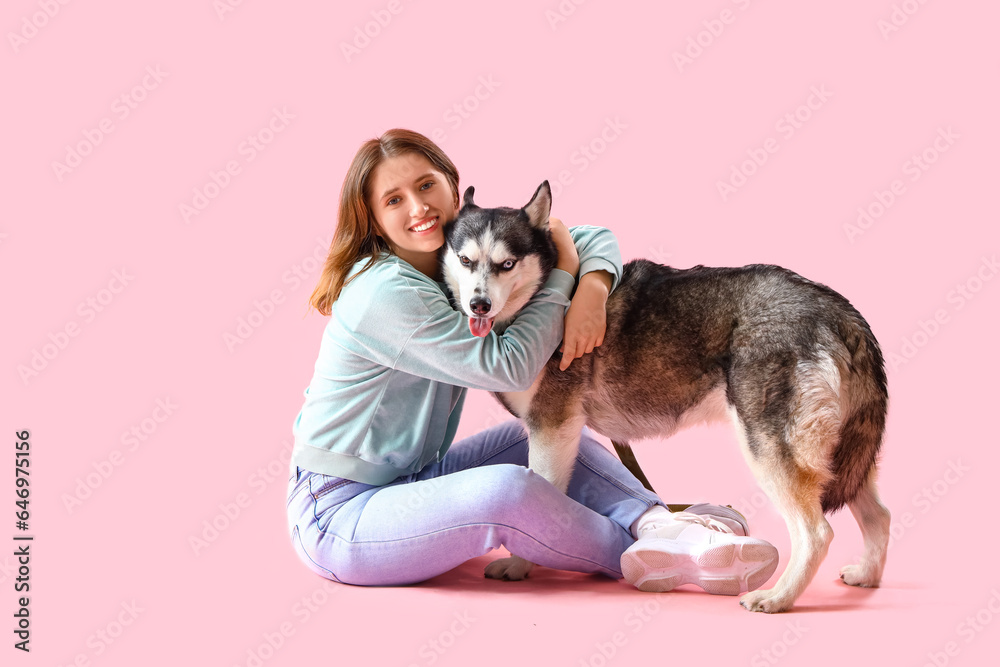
left=621, top=538, right=778, bottom=595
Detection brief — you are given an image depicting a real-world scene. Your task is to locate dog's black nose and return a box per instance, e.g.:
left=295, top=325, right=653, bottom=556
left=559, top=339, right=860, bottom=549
left=469, top=297, right=491, bottom=315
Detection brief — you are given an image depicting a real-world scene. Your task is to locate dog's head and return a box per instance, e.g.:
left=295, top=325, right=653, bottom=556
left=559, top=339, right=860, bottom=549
left=441, top=181, right=557, bottom=337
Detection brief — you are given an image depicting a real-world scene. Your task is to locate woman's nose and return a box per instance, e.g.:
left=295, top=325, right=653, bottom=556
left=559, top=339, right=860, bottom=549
left=410, top=198, right=429, bottom=217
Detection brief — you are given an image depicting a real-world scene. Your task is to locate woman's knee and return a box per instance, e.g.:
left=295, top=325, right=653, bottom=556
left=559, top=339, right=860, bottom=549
left=454, top=464, right=551, bottom=525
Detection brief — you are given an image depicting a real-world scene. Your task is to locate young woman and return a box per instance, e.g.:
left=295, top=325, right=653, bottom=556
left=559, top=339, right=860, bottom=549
left=286, top=129, right=778, bottom=594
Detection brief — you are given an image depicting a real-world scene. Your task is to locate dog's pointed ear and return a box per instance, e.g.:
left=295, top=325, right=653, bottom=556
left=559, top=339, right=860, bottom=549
left=523, top=181, right=551, bottom=230
left=461, top=185, right=478, bottom=209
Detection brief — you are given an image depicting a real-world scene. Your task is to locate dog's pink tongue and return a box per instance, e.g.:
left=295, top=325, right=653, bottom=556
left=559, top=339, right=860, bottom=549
left=469, top=317, right=493, bottom=337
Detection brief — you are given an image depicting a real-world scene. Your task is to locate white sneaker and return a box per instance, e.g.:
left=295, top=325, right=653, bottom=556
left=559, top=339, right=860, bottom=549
left=621, top=512, right=778, bottom=595
left=679, top=503, right=750, bottom=537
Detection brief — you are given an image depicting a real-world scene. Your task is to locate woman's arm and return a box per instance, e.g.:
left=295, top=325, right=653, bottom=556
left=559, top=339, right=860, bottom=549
left=548, top=216, right=580, bottom=277
left=332, top=257, right=577, bottom=393
left=560, top=269, right=612, bottom=370
left=548, top=221, right=624, bottom=371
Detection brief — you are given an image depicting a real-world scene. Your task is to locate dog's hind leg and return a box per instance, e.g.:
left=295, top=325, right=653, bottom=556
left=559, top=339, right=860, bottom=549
left=730, top=356, right=842, bottom=612
left=483, top=412, right=588, bottom=581
left=736, top=436, right=834, bottom=613
left=738, top=470, right=833, bottom=613
left=839, top=470, right=890, bottom=587
left=828, top=347, right=890, bottom=588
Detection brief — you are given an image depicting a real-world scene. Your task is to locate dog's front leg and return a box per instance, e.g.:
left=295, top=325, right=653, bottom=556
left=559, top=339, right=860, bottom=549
left=526, top=414, right=587, bottom=493
left=484, top=414, right=587, bottom=581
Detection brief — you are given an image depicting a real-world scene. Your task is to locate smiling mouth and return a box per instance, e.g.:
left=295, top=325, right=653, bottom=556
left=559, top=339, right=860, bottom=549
left=410, top=217, right=438, bottom=233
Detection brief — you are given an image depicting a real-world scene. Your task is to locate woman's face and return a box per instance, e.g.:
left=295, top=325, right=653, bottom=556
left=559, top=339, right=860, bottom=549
left=368, top=152, right=459, bottom=274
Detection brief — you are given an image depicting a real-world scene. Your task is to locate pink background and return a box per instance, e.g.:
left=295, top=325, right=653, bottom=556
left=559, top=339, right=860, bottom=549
left=4, top=0, right=1000, bottom=665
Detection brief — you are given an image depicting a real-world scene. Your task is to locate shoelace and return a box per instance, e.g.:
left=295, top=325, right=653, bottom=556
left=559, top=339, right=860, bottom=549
left=669, top=511, right=735, bottom=534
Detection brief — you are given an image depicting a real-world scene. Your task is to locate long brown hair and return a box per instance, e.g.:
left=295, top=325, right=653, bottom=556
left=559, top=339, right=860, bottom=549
left=308, top=129, right=461, bottom=316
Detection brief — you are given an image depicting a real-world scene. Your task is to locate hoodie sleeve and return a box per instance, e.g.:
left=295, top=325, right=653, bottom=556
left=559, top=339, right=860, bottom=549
left=569, top=225, right=624, bottom=294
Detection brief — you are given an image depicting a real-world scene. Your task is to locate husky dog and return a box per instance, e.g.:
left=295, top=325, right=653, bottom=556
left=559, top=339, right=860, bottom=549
left=440, top=181, right=890, bottom=613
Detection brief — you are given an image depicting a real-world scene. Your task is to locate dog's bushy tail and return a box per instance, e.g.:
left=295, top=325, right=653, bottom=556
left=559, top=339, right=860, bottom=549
left=820, top=310, right=888, bottom=514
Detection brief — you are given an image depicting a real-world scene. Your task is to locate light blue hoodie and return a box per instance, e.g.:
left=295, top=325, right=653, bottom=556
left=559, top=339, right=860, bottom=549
left=290, top=226, right=623, bottom=485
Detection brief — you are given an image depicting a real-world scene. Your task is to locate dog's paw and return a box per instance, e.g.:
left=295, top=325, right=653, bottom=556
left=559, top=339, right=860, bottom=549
left=739, top=588, right=794, bottom=613
left=839, top=564, right=881, bottom=588
left=484, top=556, right=534, bottom=581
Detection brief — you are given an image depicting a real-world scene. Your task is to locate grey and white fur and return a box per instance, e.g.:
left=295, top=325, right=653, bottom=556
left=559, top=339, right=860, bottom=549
left=440, top=181, right=890, bottom=613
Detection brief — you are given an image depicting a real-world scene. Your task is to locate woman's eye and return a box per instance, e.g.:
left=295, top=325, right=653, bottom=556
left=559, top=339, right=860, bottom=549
left=459, top=255, right=470, bottom=266
left=387, top=197, right=400, bottom=206
left=502, top=260, right=516, bottom=270
left=421, top=181, right=433, bottom=190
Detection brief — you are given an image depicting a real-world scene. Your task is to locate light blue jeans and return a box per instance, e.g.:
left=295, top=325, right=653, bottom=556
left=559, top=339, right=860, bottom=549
left=286, top=420, right=662, bottom=585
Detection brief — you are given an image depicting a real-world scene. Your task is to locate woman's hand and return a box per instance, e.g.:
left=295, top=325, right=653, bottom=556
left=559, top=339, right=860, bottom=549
left=560, top=269, right=612, bottom=371
left=548, top=217, right=579, bottom=277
